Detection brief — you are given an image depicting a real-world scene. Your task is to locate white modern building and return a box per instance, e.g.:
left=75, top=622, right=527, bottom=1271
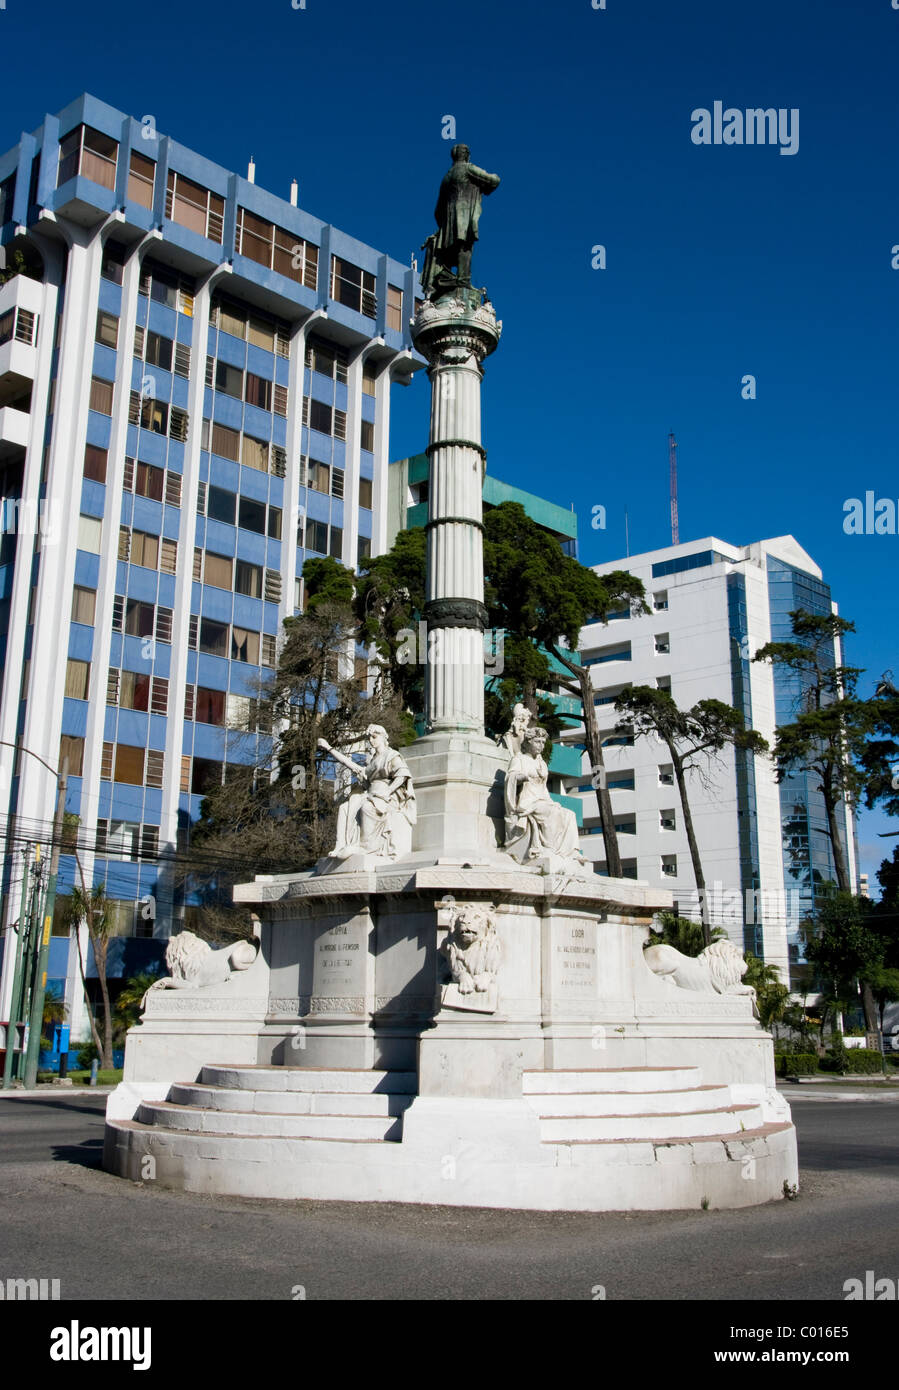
left=561, top=536, right=859, bottom=987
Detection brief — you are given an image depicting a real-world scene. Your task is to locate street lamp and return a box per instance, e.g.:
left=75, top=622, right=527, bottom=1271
left=0, top=740, right=68, bottom=1089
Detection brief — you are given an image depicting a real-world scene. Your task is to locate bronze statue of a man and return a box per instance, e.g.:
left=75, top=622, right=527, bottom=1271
left=421, top=144, right=500, bottom=296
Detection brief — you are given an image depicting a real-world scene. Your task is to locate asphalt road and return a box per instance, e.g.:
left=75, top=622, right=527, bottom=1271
left=0, top=1090, right=897, bottom=1301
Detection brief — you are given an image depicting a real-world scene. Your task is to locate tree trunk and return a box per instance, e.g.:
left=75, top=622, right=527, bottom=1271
left=821, top=778, right=851, bottom=892
left=91, top=932, right=115, bottom=1069
left=671, top=746, right=711, bottom=946
left=73, top=925, right=103, bottom=1061
left=860, top=982, right=879, bottom=1037
left=576, top=665, right=622, bottom=879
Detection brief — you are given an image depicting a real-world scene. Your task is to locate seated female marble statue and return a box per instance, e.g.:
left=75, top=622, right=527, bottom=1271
left=317, top=724, right=416, bottom=862
left=504, top=725, right=586, bottom=868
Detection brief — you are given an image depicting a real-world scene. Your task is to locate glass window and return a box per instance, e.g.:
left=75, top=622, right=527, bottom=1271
left=89, top=377, right=114, bottom=415
left=306, top=520, right=327, bottom=554
left=215, top=361, right=242, bottom=398
left=360, top=419, right=374, bottom=452
left=238, top=496, right=266, bottom=534
left=330, top=256, right=376, bottom=316
left=204, top=552, right=232, bottom=589
left=128, top=151, right=155, bottom=209
left=195, top=687, right=226, bottom=725
left=358, top=477, right=372, bottom=510
left=231, top=627, right=259, bottom=664
left=130, top=530, right=159, bottom=569
left=83, top=445, right=107, bottom=483
left=309, top=460, right=329, bottom=494
left=309, top=400, right=332, bottom=435
left=386, top=284, right=403, bottom=332
left=101, top=240, right=127, bottom=284
left=114, top=744, right=145, bottom=785
left=199, top=618, right=229, bottom=657
left=64, top=659, right=90, bottom=700
left=235, top=560, right=262, bottom=597
left=210, top=421, right=240, bottom=461
left=191, top=757, right=223, bottom=795
left=241, top=435, right=268, bottom=472
left=247, top=316, right=274, bottom=353
left=77, top=515, right=102, bottom=553
left=140, top=398, right=169, bottom=435
left=124, top=599, right=154, bottom=637
left=245, top=373, right=272, bottom=411
left=329, top=526, right=342, bottom=560
left=207, top=486, right=236, bottom=524
left=120, top=669, right=151, bottom=711
left=59, top=735, right=84, bottom=777
left=58, top=125, right=118, bottom=190
left=95, top=311, right=118, bottom=349
left=145, top=331, right=173, bottom=372
left=166, top=170, right=224, bottom=243
left=71, top=586, right=96, bottom=625
left=134, top=461, right=164, bottom=501
left=267, top=506, right=282, bottom=540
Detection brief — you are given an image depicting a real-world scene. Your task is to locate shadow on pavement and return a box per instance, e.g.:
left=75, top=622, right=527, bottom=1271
left=51, top=1138, right=104, bottom=1170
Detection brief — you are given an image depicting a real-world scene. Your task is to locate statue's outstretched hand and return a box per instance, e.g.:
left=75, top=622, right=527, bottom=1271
left=316, top=738, right=331, bottom=753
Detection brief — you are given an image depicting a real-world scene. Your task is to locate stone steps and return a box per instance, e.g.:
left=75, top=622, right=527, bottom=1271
left=522, top=1067, right=703, bottom=1094
left=538, top=1102, right=764, bottom=1143
left=139, top=1099, right=404, bottom=1142
left=200, top=1066, right=417, bottom=1095
left=169, top=1083, right=414, bottom=1117
left=525, top=1083, right=732, bottom=1117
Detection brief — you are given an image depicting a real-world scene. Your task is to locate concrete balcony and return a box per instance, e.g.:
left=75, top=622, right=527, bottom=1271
left=548, top=740, right=583, bottom=778
left=0, top=405, right=30, bottom=460
left=0, top=275, right=41, bottom=411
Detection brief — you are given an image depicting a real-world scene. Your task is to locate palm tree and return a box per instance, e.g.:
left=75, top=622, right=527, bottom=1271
left=114, top=970, right=163, bottom=1036
left=60, top=882, right=115, bottom=1068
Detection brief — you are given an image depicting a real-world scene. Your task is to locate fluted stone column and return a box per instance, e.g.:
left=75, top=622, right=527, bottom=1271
left=412, top=293, right=501, bottom=735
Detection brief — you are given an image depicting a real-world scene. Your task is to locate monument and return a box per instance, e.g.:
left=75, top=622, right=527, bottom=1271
left=104, top=148, right=797, bottom=1210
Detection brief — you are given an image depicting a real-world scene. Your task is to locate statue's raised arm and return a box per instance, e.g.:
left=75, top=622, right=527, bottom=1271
left=421, top=143, right=500, bottom=297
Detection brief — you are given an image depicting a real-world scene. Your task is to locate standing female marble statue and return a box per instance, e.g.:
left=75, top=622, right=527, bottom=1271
left=317, top=725, right=416, bottom=861
left=504, top=725, right=585, bottom=867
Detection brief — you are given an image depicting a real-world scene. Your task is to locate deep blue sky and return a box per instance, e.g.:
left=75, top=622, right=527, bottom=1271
left=3, top=0, right=897, bottom=882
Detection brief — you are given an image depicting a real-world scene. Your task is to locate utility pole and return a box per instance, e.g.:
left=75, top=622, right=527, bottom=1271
left=669, top=431, right=679, bottom=545
left=2, top=846, right=33, bottom=1089
left=23, top=757, right=68, bottom=1089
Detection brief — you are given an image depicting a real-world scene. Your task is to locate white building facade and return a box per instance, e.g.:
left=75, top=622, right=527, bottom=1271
left=563, top=536, right=859, bottom=987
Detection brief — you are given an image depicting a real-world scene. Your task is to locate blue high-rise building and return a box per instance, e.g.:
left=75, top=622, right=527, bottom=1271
left=0, top=94, right=423, bottom=1044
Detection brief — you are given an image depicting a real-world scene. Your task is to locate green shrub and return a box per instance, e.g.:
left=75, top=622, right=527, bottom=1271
left=843, top=1049, right=883, bottom=1075
left=76, top=1041, right=98, bottom=1069
left=776, top=1053, right=818, bottom=1076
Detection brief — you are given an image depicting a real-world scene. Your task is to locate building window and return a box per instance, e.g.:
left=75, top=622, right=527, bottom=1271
left=309, top=400, right=333, bottom=436
left=112, top=744, right=145, bottom=785
left=95, top=311, right=119, bottom=349
left=59, top=735, right=85, bottom=777
left=306, top=335, right=348, bottom=383
left=77, top=515, right=103, bottom=553
left=231, top=627, right=260, bottom=664
left=307, top=459, right=330, bottom=494
left=357, top=536, right=371, bottom=566
left=362, top=365, right=377, bottom=396
left=654, top=633, right=670, bottom=655
left=215, top=361, right=242, bottom=398
left=71, top=586, right=96, bottom=625
left=658, top=764, right=674, bottom=786
left=57, top=125, right=118, bottom=190
left=132, top=461, right=164, bottom=502
left=329, top=526, right=343, bottom=560
left=245, top=373, right=272, bottom=411
left=140, top=260, right=195, bottom=316
left=204, top=552, right=233, bottom=589
left=0, top=173, right=15, bottom=226
left=195, top=687, right=226, bottom=725
left=199, top=618, right=229, bottom=657
left=119, top=670, right=151, bottom=711
left=234, top=207, right=318, bottom=290
left=661, top=854, right=677, bottom=878
left=101, top=240, right=127, bottom=284
left=210, top=298, right=289, bottom=356
left=207, top=485, right=236, bottom=525
left=304, top=520, right=328, bottom=554
left=130, top=530, right=159, bottom=569
left=83, top=445, right=107, bottom=483
left=330, top=256, right=377, bottom=317
left=121, top=598, right=155, bottom=637
left=241, top=435, right=269, bottom=472
left=360, top=419, right=374, bottom=452
left=210, top=421, right=240, bottom=462
left=89, top=377, right=114, bottom=415
left=660, top=809, right=677, bottom=831
left=145, top=331, right=173, bottom=372
left=653, top=590, right=669, bottom=611
left=386, top=284, right=403, bottom=332
left=191, top=758, right=223, bottom=795
left=128, top=151, right=155, bottom=209
left=235, top=560, right=262, bottom=598
left=238, top=496, right=266, bottom=535
left=64, top=659, right=90, bottom=700
left=165, top=170, right=224, bottom=243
